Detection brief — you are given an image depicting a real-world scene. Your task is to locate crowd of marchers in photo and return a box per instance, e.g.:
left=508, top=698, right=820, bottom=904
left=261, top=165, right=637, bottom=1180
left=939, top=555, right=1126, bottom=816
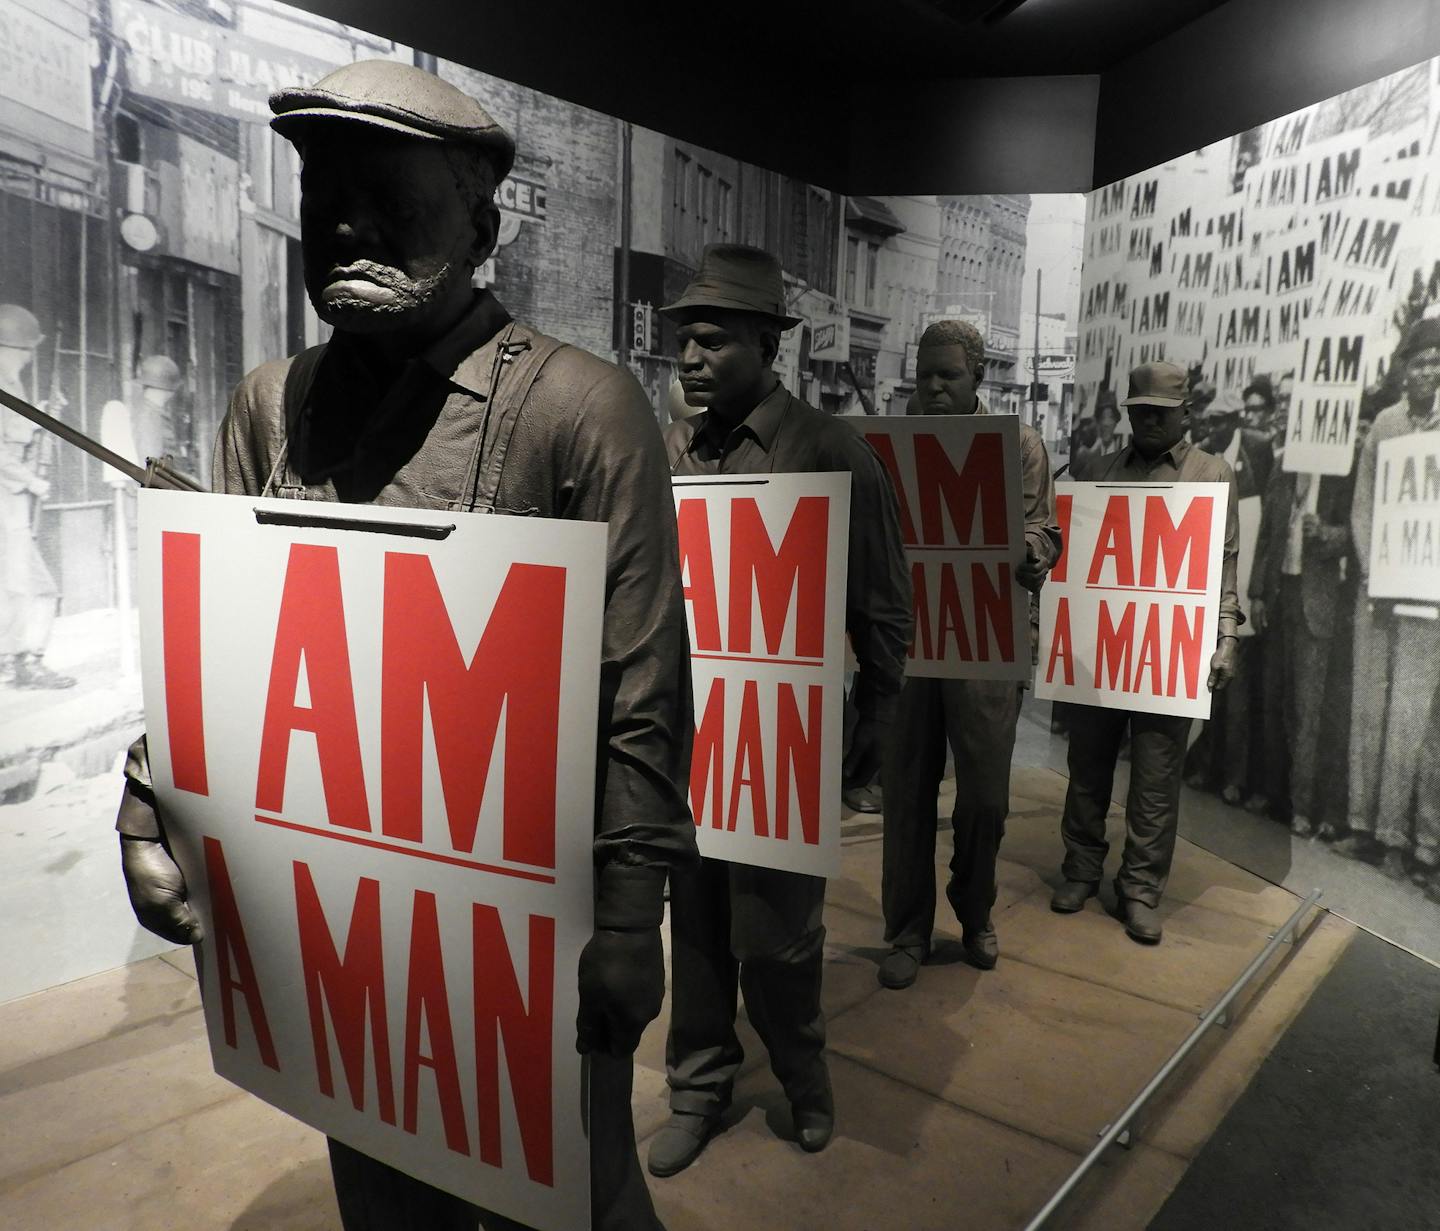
left=1061, top=320, right=1440, bottom=907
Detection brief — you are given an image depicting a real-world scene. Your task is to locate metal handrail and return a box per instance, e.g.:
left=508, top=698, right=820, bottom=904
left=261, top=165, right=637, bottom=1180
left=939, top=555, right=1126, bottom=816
left=1021, top=886, right=1324, bottom=1231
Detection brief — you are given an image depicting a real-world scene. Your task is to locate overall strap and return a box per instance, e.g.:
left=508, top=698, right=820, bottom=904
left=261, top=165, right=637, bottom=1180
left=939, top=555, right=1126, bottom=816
left=463, top=324, right=566, bottom=512
left=261, top=344, right=328, bottom=498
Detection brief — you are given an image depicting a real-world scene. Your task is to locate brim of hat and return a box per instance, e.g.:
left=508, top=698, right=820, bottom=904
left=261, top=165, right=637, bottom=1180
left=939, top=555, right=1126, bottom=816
left=1121, top=394, right=1187, bottom=407
left=658, top=293, right=802, bottom=329
left=270, top=109, right=517, bottom=180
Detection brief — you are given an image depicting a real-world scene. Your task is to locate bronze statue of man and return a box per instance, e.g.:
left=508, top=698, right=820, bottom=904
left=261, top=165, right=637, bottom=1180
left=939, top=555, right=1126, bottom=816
left=114, top=59, right=696, bottom=1231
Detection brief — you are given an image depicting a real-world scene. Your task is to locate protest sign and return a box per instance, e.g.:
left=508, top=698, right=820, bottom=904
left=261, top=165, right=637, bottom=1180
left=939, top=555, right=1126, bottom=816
left=1368, top=430, right=1440, bottom=603
left=672, top=473, right=849, bottom=877
left=137, top=490, right=604, bottom=1231
left=1036, top=482, right=1228, bottom=719
left=1283, top=326, right=1367, bottom=474
left=861, top=416, right=1029, bottom=681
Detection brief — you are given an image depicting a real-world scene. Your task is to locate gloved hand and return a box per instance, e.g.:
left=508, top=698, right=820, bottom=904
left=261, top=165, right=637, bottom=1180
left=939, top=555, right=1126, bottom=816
left=120, top=834, right=203, bottom=945
left=576, top=926, right=665, bottom=1057
left=1207, top=636, right=1238, bottom=692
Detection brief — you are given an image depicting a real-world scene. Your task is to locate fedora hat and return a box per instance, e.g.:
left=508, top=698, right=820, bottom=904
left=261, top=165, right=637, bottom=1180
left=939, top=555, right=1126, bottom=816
left=660, top=244, right=803, bottom=328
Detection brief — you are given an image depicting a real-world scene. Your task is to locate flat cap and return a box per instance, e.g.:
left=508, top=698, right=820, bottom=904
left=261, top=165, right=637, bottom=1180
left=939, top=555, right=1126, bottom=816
left=1123, top=360, right=1189, bottom=408
left=270, top=59, right=515, bottom=181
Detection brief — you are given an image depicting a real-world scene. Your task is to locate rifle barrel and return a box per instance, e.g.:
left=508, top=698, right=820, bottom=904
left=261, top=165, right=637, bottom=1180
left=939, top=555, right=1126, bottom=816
left=0, top=385, right=204, bottom=491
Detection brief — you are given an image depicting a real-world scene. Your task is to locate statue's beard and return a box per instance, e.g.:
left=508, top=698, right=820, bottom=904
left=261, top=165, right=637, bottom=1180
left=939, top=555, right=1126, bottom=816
left=312, top=258, right=457, bottom=327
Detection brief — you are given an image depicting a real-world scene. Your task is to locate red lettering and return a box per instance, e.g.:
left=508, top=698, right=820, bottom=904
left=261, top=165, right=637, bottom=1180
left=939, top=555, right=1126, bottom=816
left=473, top=908, right=554, bottom=1186
left=676, top=498, right=722, bottom=651
left=202, top=836, right=278, bottom=1070
left=728, top=496, right=828, bottom=658
left=914, top=432, right=1007, bottom=546
left=936, top=562, right=974, bottom=661
left=162, top=531, right=208, bottom=795
left=382, top=557, right=563, bottom=869
left=1133, top=605, right=1163, bottom=695
left=1169, top=605, right=1206, bottom=699
left=775, top=683, right=822, bottom=845
left=1052, top=493, right=1073, bottom=584
left=1140, top=495, right=1213, bottom=590
left=910, top=561, right=932, bottom=661
left=1087, top=496, right=1136, bottom=587
left=402, top=891, right=469, bottom=1157
left=293, top=862, right=396, bottom=1125
left=1045, top=596, right=1074, bottom=685
left=690, top=675, right=726, bottom=828
left=863, top=432, right=918, bottom=543
left=727, top=678, right=769, bottom=837
left=255, top=545, right=369, bottom=830
left=971, top=562, right=1015, bottom=663
left=1095, top=601, right=1137, bottom=690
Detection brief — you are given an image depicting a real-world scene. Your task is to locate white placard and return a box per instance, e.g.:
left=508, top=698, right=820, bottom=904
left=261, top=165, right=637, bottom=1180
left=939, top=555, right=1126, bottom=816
left=1036, top=482, right=1229, bottom=719
left=1368, top=431, right=1440, bottom=603
left=859, top=415, right=1030, bottom=680
left=672, top=474, right=849, bottom=877
left=138, top=490, right=605, bottom=1231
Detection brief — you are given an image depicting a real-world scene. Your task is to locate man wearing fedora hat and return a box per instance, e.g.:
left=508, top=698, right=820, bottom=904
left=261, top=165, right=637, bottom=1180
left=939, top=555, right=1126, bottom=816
left=1050, top=360, right=1240, bottom=944
left=111, top=60, right=696, bottom=1231
left=650, top=243, right=910, bottom=1175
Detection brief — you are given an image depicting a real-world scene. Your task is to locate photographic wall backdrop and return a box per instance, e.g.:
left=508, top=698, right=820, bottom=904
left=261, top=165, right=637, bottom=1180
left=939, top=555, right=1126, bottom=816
left=1072, top=56, right=1440, bottom=961
left=0, top=0, right=1083, bottom=1002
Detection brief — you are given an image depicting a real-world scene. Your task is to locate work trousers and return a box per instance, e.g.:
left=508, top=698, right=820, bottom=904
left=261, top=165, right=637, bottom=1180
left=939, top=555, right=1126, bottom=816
left=1059, top=705, right=1192, bottom=908
left=0, top=526, right=57, bottom=657
left=880, top=676, right=1022, bottom=950
left=327, top=1054, right=662, bottom=1231
left=1348, top=593, right=1389, bottom=835
left=665, top=856, right=829, bottom=1116
left=1272, top=577, right=1332, bottom=821
left=1185, top=637, right=1254, bottom=794
left=1375, top=614, right=1440, bottom=863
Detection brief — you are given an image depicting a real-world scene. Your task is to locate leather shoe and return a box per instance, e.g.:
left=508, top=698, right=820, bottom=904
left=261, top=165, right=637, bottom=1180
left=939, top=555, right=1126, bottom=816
left=1050, top=880, right=1097, bottom=913
left=647, top=1110, right=721, bottom=1177
left=842, top=783, right=882, bottom=813
left=1119, top=898, right=1162, bottom=944
left=962, top=920, right=998, bottom=970
left=877, top=945, right=923, bottom=989
left=793, top=1105, right=834, bottom=1153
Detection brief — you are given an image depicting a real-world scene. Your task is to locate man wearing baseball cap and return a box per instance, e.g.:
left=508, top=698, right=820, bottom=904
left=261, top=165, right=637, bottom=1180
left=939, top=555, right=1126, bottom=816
left=1050, top=360, right=1241, bottom=944
left=650, top=243, right=910, bottom=1175
left=112, top=60, right=696, bottom=1231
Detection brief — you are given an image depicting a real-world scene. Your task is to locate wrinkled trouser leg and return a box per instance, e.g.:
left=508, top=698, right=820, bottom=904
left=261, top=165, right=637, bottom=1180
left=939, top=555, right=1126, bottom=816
left=1114, top=712, right=1192, bottom=908
left=880, top=678, right=948, bottom=952
left=667, top=860, right=828, bottom=1114
left=943, top=678, right=1021, bottom=934
left=665, top=856, right=741, bottom=1116
left=327, top=1054, right=663, bottom=1231
left=1376, top=617, right=1440, bottom=859
left=1348, top=596, right=1390, bottom=835
left=1279, top=580, right=1331, bottom=820
left=1060, top=704, right=1129, bottom=885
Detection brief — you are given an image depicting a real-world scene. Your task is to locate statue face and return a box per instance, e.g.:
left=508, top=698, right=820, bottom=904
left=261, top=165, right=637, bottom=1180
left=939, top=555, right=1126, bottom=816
left=674, top=310, right=774, bottom=416
left=298, top=130, right=485, bottom=336
left=1126, top=402, right=1187, bottom=459
left=915, top=344, right=981, bottom=415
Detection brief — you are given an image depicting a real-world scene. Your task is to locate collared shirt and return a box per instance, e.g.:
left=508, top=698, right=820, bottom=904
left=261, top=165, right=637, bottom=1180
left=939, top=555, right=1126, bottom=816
left=665, top=380, right=912, bottom=722
left=1094, top=436, right=1243, bottom=634
left=126, top=292, right=698, bottom=876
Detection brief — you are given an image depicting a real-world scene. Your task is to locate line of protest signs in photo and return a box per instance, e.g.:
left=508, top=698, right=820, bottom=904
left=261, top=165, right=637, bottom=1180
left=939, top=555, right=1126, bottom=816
left=134, top=419, right=1235, bottom=1226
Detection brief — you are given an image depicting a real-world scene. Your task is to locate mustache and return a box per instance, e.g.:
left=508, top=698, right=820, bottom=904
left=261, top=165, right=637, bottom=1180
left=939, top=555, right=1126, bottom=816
left=326, top=259, right=439, bottom=293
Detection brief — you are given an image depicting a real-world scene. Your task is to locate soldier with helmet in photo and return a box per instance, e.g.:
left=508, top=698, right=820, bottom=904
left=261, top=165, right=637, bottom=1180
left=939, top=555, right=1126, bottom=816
left=0, top=304, right=75, bottom=691
left=111, top=60, right=697, bottom=1231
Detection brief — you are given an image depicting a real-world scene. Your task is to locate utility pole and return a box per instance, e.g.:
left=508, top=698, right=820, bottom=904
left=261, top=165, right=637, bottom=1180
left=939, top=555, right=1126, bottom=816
left=617, top=121, right=633, bottom=372
left=1030, top=268, right=1042, bottom=429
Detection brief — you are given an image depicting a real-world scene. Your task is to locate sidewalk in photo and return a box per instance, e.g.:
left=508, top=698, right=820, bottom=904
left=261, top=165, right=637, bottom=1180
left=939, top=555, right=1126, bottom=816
left=0, top=767, right=1355, bottom=1231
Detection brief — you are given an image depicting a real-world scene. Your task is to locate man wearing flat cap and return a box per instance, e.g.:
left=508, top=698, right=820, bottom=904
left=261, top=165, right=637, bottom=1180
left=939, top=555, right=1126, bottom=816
left=1343, top=316, right=1440, bottom=887
left=112, top=59, right=696, bottom=1231
left=1050, top=360, right=1240, bottom=944
left=649, top=243, right=910, bottom=1175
